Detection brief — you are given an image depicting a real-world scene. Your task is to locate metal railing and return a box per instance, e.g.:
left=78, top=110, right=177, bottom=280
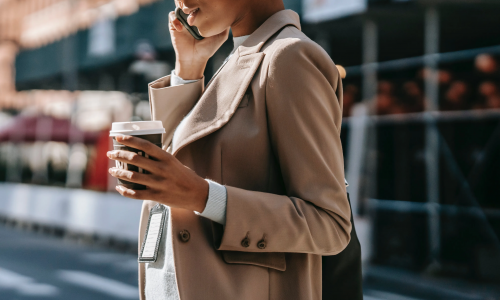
left=343, top=108, right=500, bottom=272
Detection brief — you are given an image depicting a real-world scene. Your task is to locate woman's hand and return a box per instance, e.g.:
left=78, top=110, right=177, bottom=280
left=107, top=135, right=209, bottom=212
left=169, top=9, right=229, bottom=80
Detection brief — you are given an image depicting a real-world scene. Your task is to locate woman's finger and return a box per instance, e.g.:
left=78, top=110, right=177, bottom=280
left=108, top=167, right=159, bottom=186
left=115, top=135, right=170, bottom=162
left=169, top=11, right=183, bottom=32
left=116, top=185, right=155, bottom=200
left=107, top=149, right=162, bottom=174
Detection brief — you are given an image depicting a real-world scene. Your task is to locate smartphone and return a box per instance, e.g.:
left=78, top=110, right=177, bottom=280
left=175, top=7, right=204, bottom=40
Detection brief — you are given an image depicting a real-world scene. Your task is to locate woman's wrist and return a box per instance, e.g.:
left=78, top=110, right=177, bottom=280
left=175, top=59, right=207, bottom=80
left=189, top=177, right=209, bottom=213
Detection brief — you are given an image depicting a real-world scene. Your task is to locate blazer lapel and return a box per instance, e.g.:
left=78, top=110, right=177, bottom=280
left=171, top=10, right=301, bottom=156
left=172, top=50, right=265, bottom=156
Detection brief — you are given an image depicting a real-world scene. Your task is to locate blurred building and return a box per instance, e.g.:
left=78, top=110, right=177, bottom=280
left=0, top=0, right=160, bottom=109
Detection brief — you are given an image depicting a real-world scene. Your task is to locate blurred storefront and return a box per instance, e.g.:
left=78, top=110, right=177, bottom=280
left=0, top=0, right=162, bottom=192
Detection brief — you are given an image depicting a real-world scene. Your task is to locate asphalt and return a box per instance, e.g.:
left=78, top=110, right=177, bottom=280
left=1, top=224, right=499, bottom=300
left=0, top=225, right=139, bottom=300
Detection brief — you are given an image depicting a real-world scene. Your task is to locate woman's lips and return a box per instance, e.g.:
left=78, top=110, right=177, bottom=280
left=187, top=8, right=199, bottom=26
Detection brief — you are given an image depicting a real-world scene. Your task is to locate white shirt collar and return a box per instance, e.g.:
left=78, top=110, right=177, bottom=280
left=231, top=35, right=250, bottom=54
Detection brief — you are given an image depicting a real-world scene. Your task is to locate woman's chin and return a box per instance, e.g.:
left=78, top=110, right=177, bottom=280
left=197, top=26, right=228, bottom=38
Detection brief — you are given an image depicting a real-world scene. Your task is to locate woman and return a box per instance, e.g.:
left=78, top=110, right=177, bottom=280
left=107, top=0, right=362, bottom=299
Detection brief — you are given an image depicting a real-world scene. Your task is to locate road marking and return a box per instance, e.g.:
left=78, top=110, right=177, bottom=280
left=0, top=267, right=59, bottom=296
left=82, top=252, right=138, bottom=271
left=113, top=259, right=139, bottom=272
left=57, top=270, right=138, bottom=299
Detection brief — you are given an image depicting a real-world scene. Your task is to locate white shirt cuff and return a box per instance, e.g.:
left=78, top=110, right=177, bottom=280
left=195, top=179, right=227, bottom=225
left=170, top=70, right=199, bottom=86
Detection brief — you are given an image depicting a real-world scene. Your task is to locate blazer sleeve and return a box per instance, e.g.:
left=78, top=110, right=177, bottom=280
left=148, top=75, right=204, bottom=148
left=216, top=38, right=351, bottom=255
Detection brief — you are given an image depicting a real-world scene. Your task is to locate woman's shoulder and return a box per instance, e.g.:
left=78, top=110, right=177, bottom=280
left=263, top=26, right=338, bottom=76
left=264, top=26, right=335, bottom=65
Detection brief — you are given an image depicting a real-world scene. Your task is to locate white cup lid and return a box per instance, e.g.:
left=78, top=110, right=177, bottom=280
left=110, top=121, right=166, bottom=136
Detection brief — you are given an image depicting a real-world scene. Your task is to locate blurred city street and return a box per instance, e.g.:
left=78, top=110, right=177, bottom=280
left=1, top=0, right=500, bottom=299
left=0, top=225, right=138, bottom=300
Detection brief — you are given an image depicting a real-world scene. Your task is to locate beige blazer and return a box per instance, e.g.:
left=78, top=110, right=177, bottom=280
left=139, top=10, right=351, bottom=300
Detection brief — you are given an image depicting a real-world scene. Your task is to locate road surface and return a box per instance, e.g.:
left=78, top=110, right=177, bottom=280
left=1, top=225, right=498, bottom=300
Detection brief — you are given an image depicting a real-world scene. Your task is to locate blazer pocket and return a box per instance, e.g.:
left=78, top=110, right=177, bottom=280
left=222, top=251, right=286, bottom=272
left=238, top=94, right=250, bottom=108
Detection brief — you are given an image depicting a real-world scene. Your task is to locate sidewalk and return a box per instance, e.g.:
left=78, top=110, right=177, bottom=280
left=0, top=183, right=141, bottom=246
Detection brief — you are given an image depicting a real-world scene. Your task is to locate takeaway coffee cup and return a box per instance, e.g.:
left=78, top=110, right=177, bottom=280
left=110, top=121, right=165, bottom=190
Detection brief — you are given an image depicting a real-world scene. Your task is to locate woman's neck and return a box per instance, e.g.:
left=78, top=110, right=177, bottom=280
left=230, top=3, right=285, bottom=37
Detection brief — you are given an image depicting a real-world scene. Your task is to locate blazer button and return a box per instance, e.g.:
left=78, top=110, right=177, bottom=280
left=179, top=230, right=190, bottom=242
left=257, top=239, right=267, bottom=250
left=241, top=237, right=250, bottom=248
